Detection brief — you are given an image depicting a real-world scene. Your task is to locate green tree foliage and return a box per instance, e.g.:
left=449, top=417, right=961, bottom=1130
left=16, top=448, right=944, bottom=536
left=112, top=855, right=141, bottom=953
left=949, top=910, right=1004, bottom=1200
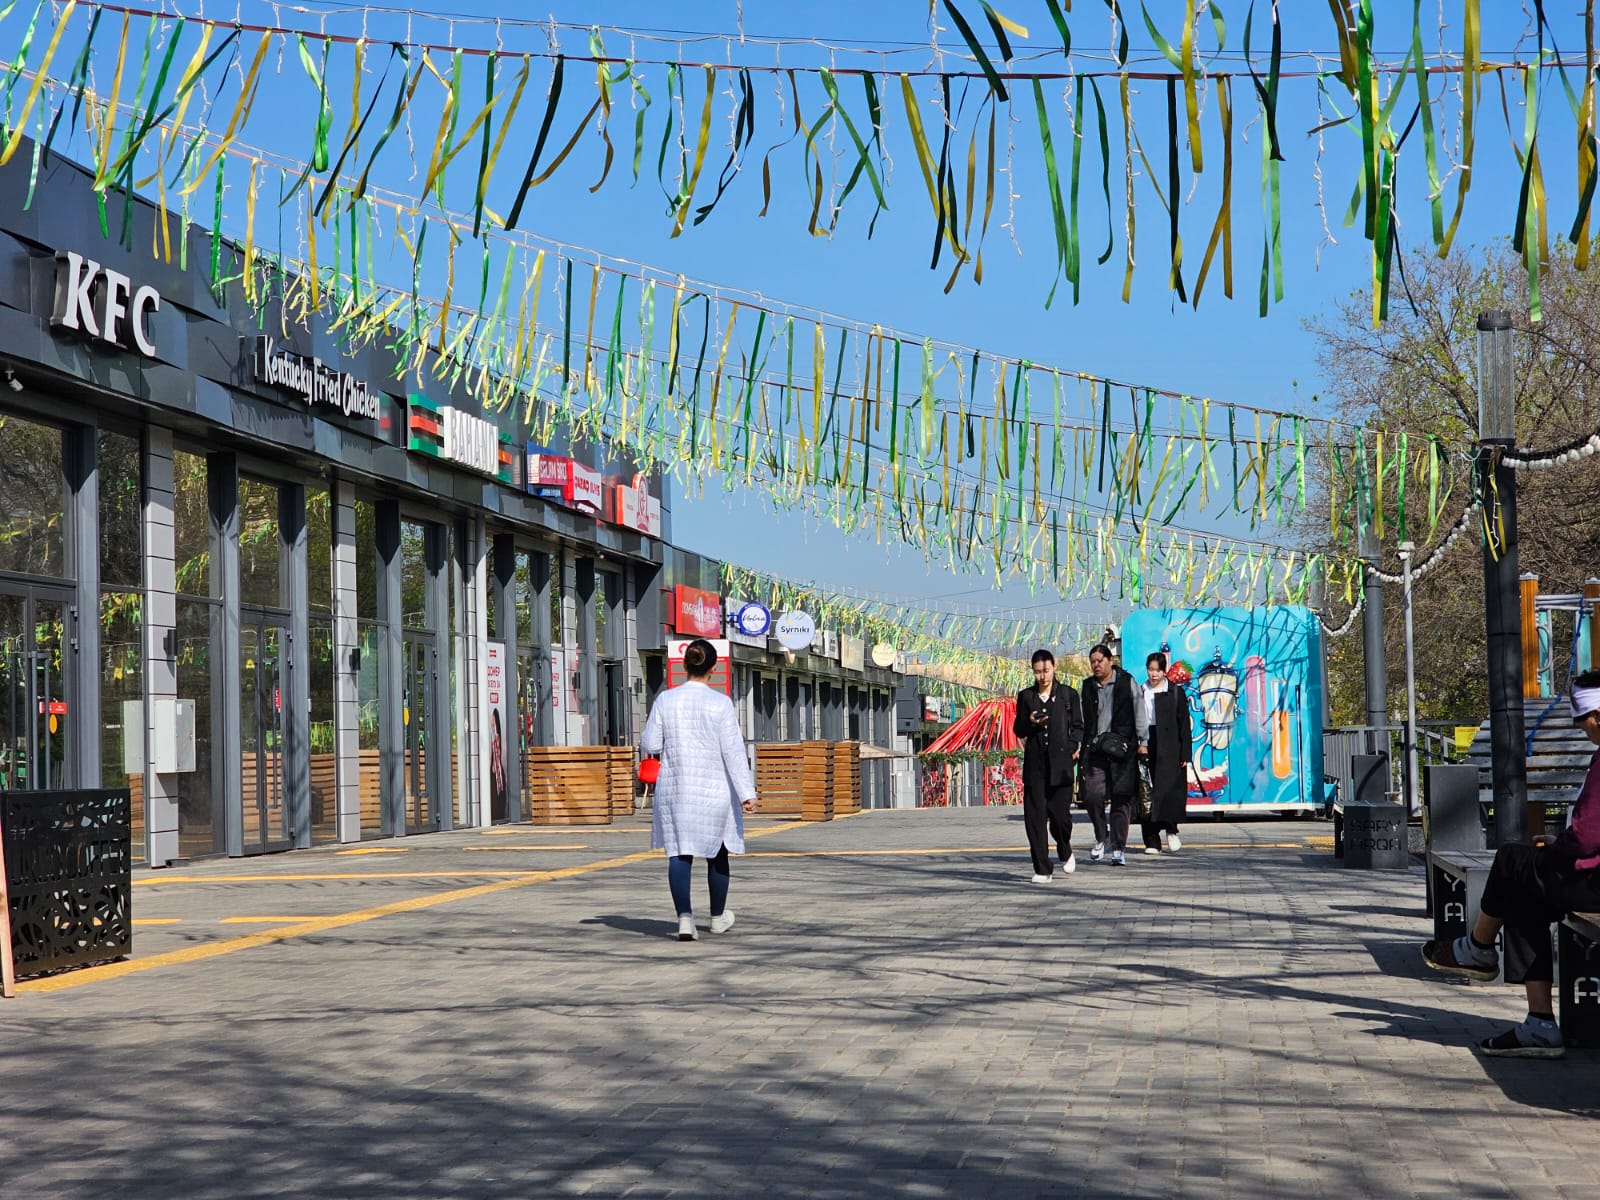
left=1310, top=244, right=1600, bottom=724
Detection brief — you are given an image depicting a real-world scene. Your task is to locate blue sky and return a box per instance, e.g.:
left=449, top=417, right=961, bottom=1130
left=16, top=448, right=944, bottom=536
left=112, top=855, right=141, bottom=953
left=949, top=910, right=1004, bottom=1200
left=0, top=1, right=1575, bottom=640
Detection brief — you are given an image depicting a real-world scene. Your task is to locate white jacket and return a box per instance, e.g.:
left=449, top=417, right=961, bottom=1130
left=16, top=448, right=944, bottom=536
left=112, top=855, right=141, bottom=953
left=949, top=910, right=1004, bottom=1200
left=641, top=680, right=756, bottom=857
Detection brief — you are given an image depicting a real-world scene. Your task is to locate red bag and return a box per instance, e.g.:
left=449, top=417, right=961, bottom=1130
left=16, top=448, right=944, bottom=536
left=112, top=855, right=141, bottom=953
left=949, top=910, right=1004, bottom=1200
left=637, top=757, right=661, bottom=785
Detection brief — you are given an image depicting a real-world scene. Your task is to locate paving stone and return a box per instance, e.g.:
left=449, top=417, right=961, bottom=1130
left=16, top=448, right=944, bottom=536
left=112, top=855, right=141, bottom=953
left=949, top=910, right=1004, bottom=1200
left=0, top=810, right=1596, bottom=1198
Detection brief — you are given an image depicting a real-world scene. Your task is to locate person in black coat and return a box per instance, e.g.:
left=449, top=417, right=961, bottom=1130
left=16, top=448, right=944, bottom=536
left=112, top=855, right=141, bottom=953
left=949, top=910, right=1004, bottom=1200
left=1012, top=649, right=1085, bottom=882
left=1138, top=651, right=1193, bottom=853
left=1078, top=644, right=1146, bottom=865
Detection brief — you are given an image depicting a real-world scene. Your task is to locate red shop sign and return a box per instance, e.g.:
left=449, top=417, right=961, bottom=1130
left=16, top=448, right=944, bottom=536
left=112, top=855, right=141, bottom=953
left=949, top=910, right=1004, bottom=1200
left=673, top=585, right=723, bottom=638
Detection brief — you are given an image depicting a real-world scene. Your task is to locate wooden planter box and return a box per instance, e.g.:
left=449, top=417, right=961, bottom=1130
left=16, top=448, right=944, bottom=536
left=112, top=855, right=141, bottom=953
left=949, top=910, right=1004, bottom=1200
left=757, top=742, right=834, bottom=821
left=525, top=746, right=624, bottom=825
left=831, top=742, right=862, bottom=816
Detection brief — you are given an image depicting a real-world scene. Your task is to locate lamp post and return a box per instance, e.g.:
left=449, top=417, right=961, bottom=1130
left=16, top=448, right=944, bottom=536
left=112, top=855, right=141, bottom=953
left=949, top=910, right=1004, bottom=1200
left=1477, top=310, right=1528, bottom=847
left=1398, top=541, right=1420, bottom=816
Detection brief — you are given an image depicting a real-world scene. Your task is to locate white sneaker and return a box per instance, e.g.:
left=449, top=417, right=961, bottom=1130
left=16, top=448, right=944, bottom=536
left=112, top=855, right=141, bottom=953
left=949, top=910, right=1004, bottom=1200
left=710, top=910, right=735, bottom=934
left=1111, top=849, right=1126, bottom=866
left=677, top=915, right=698, bottom=941
left=1168, top=834, right=1182, bottom=852
left=1061, top=853, right=1077, bottom=874
left=1143, top=846, right=1162, bottom=856
left=1031, top=873, right=1053, bottom=883
left=1090, top=842, right=1105, bottom=862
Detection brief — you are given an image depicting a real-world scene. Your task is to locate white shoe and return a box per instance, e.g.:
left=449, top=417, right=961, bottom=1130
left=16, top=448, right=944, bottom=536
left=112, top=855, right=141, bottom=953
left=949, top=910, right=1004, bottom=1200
left=1143, top=846, right=1162, bottom=856
left=1031, top=873, right=1053, bottom=883
left=677, top=915, right=698, bottom=941
left=1090, top=842, right=1105, bottom=862
left=1168, top=834, right=1181, bottom=852
left=1111, top=850, right=1126, bottom=866
left=710, top=910, right=735, bottom=934
left=1061, top=853, right=1077, bottom=874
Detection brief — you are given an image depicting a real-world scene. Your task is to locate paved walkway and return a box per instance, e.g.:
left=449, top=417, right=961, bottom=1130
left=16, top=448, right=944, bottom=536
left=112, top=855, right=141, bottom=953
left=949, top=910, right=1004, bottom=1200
left=2, top=808, right=1595, bottom=1198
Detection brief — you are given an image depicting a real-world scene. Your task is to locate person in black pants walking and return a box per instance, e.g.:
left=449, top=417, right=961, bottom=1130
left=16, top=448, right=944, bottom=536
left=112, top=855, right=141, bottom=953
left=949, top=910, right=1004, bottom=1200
left=1078, top=644, right=1145, bottom=866
left=1013, top=649, right=1084, bottom=883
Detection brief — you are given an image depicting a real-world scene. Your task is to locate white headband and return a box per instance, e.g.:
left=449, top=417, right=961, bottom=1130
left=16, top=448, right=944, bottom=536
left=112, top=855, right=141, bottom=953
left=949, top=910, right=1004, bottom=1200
left=1572, top=684, right=1600, bottom=721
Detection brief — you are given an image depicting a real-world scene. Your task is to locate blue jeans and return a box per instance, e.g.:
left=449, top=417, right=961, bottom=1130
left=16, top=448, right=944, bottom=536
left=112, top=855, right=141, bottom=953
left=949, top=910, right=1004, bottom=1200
left=668, top=845, right=731, bottom=917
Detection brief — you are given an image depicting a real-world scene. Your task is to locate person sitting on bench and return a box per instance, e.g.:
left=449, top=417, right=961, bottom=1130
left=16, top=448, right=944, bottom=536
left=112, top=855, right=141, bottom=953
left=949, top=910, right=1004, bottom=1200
left=1422, top=671, right=1600, bottom=1057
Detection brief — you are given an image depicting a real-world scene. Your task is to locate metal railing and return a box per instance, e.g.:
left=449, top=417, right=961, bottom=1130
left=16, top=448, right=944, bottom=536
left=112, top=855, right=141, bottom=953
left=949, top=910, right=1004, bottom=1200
left=1322, top=721, right=1473, bottom=809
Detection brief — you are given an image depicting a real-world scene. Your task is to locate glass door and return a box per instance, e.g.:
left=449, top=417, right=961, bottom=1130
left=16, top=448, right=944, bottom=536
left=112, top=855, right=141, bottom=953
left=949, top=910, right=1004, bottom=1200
left=240, top=610, right=292, bottom=854
left=403, top=631, right=439, bottom=833
left=0, top=588, right=71, bottom=791
left=516, top=647, right=545, bottom=820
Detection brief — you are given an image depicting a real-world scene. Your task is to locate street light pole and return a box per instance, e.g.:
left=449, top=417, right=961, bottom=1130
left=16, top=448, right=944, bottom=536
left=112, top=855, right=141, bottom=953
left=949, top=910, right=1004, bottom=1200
left=1398, top=541, right=1420, bottom=816
left=1477, top=310, right=1528, bottom=847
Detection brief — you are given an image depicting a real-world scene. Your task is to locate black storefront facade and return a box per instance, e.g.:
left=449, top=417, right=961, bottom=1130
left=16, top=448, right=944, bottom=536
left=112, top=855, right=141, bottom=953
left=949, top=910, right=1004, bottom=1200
left=0, top=146, right=667, bottom=865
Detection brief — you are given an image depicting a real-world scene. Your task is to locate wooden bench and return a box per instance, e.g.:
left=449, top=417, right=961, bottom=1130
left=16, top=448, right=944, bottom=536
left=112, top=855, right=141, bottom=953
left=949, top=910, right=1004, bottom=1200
left=1559, top=911, right=1600, bottom=1047
left=1462, top=703, right=1592, bottom=838
left=1428, top=850, right=1501, bottom=982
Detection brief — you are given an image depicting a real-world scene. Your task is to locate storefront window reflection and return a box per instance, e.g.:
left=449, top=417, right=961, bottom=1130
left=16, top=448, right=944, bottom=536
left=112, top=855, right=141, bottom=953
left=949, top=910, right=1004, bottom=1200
left=173, top=450, right=210, bottom=596
left=401, top=519, right=429, bottom=628
left=101, top=591, right=144, bottom=858
left=238, top=477, right=282, bottom=608
left=357, top=618, right=384, bottom=837
left=308, top=617, right=337, bottom=843
left=307, top=487, right=333, bottom=615
left=175, top=597, right=218, bottom=857
left=98, top=429, right=141, bottom=588
left=0, top=411, right=66, bottom=578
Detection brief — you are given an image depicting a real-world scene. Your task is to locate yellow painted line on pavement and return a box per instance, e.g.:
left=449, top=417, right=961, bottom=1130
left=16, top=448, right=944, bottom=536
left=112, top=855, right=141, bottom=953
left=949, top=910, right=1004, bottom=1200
left=132, top=918, right=181, bottom=926
left=481, top=826, right=646, bottom=835
left=20, top=822, right=798, bottom=994
left=335, top=847, right=410, bottom=856
left=463, top=845, right=589, bottom=852
left=134, top=871, right=528, bottom=887
left=220, top=916, right=339, bottom=925
left=747, top=846, right=1031, bottom=858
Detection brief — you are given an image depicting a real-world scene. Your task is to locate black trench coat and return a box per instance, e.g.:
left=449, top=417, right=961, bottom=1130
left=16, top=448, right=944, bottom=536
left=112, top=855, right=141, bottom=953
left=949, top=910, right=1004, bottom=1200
left=1146, top=683, right=1194, bottom=824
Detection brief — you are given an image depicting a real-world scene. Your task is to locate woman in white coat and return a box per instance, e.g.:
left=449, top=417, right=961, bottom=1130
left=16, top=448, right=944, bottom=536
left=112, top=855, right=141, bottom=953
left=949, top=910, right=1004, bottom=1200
left=640, top=639, right=758, bottom=940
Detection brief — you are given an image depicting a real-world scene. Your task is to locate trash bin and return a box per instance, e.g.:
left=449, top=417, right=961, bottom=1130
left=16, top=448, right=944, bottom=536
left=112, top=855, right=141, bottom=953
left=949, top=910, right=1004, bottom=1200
left=1343, top=800, right=1409, bottom=869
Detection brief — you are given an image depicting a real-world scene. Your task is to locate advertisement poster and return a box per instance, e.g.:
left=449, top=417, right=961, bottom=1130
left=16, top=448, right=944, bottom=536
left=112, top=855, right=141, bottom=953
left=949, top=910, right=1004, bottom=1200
left=485, top=641, right=509, bottom=823
left=1120, top=605, right=1324, bottom=813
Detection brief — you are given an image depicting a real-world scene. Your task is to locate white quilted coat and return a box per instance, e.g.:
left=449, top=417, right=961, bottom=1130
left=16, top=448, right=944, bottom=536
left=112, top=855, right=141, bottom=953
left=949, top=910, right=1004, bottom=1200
left=641, top=680, right=757, bottom=858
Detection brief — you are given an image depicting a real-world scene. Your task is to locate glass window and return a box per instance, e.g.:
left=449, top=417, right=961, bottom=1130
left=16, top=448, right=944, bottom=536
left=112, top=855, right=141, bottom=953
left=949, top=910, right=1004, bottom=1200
left=401, top=519, right=429, bottom=629
left=238, top=477, right=281, bottom=608
left=357, top=618, right=384, bottom=837
left=307, top=487, right=332, bottom=615
left=549, top=559, right=564, bottom=646
left=595, top=570, right=619, bottom=659
left=173, top=450, right=210, bottom=597
left=309, top=617, right=337, bottom=843
left=355, top=499, right=379, bottom=620
left=98, top=429, right=141, bottom=587
left=101, top=591, right=144, bottom=858
left=0, top=410, right=66, bottom=577
left=513, top=552, right=535, bottom=648
left=175, top=597, right=218, bottom=856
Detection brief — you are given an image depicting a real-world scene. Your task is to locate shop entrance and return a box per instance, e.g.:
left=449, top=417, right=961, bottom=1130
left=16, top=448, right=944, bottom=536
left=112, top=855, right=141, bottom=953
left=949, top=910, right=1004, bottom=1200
left=516, top=646, right=547, bottom=817
left=600, top=661, right=627, bottom=746
left=0, top=585, right=72, bottom=791
left=402, top=631, right=440, bottom=833
left=239, top=608, right=292, bottom=854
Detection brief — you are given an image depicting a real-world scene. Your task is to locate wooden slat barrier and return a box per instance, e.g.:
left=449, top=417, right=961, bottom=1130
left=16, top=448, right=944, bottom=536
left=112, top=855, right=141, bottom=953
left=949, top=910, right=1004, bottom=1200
left=608, top=748, right=635, bottom=817
left=525, top=746, right=631, bottom=826
left=831, top=742, right=862, bottom=816
left=756, top=741, right=834, bottom=821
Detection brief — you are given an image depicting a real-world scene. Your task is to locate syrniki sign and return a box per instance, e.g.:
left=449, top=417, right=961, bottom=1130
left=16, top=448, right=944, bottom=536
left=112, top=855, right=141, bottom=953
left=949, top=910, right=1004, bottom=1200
left=253, top=337, right=381, bottom=421
left=50, top=251, right=160, bottom=357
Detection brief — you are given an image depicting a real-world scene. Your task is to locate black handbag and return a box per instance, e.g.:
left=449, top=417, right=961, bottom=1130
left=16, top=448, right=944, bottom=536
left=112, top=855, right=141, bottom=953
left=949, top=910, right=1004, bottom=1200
left=1096, top=730, right=1132, bottom=761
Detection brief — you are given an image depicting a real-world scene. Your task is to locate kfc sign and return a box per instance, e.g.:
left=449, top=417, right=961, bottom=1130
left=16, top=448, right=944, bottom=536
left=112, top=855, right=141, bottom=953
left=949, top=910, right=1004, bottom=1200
left=674, top=585, right=723, bottom=637
left=614, top=483, right=662, bottom=537
left=567, top=462, right=604, bottom=515
left=51, top=251, right=161, bottom=357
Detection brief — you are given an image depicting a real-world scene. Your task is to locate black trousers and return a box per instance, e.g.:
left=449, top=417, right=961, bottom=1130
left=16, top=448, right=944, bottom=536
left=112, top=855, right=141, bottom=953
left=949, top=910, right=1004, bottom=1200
left=1479, top=843, right=1600, bottom=984
left=1022, top=769, right=1074, bottom=874
left=1080, top=757, right=1134, bottom=851
left=1140, top=818, right=1180, bottom=849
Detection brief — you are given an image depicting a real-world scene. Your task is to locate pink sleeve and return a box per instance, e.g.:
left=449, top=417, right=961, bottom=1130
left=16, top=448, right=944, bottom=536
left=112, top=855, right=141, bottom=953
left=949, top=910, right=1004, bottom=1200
left=1553, top=747, right=1600, bottom=870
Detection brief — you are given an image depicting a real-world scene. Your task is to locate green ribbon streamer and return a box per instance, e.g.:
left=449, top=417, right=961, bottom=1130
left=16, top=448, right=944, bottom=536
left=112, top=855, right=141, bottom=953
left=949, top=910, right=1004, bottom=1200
left=1409, top=0, right=1443, bottom=244
left=322, top=44, right=409, bottom=215
left=1031, top=79, right=1071, bottom=308
left=942, top=1, right=1009, bottom=101
left=506, top=54, right=565, bottom=230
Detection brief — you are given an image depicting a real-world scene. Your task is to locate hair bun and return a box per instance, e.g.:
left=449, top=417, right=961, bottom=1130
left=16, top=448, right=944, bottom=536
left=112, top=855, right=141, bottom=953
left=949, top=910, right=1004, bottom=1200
left=683, top=638, right=718, bottom=676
